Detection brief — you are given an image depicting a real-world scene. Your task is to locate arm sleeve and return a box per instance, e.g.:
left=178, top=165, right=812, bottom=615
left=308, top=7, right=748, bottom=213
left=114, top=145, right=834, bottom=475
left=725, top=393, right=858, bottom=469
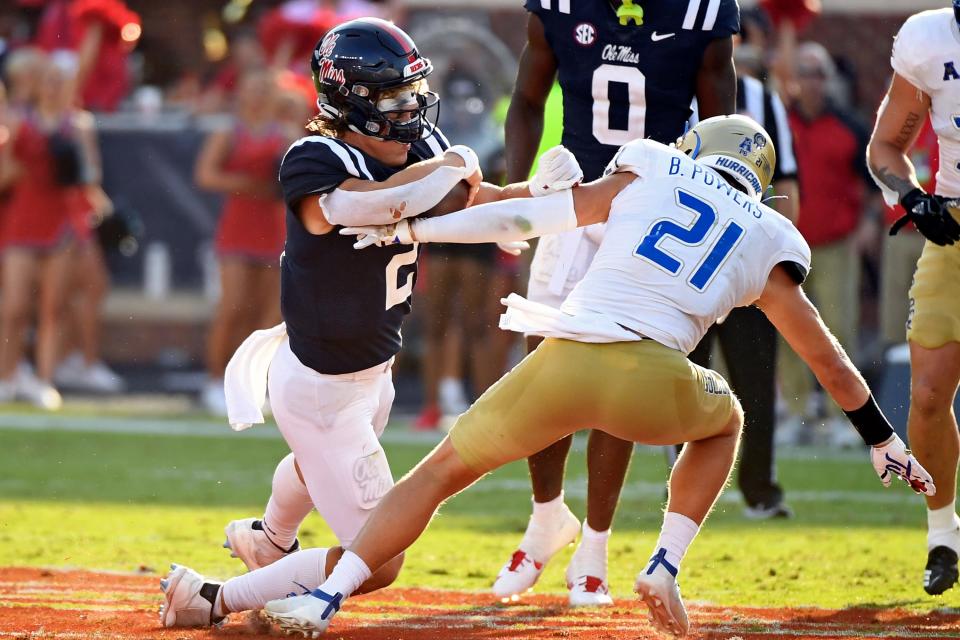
left=411, top=189, right=578, bottom=244
left=279, top=137, right=359, bottom=209
left=320, top=165, right=468, bottom=227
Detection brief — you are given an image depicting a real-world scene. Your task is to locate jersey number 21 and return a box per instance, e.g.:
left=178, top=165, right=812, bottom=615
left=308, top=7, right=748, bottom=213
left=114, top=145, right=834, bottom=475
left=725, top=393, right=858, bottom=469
left=635, top=189, right=745, bottom=291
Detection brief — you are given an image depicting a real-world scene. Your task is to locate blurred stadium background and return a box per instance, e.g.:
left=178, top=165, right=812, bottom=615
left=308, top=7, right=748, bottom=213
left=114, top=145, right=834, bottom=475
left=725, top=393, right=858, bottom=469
left=2, top=1, right=960, bottom=637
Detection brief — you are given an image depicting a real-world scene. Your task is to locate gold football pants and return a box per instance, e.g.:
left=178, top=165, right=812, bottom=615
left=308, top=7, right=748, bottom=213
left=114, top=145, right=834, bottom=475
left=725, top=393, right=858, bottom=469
left=907, top=241, right=960, bottom=349
left=449, top=338, right=737, bottom=474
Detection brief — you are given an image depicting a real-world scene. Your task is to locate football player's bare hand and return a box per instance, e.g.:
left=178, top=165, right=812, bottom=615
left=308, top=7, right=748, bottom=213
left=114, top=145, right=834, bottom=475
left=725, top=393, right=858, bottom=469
left=871, top=434, right=936, bottom=496
left=530, top=145, right=583, bottom=197
left=463, top=168, right=483, bottom=207
left=497, top=241, right=530, bottom=256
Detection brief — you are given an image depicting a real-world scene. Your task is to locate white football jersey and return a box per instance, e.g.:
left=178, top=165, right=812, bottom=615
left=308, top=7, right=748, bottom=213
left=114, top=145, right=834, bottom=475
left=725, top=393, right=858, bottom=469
left=501, top=140, right=811, bottom=354
left=891, top=9, right=960, bottom=198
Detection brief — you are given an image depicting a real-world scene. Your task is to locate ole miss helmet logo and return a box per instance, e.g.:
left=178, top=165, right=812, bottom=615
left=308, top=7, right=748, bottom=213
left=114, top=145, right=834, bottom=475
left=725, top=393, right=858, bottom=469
left=574, top=22, right=597, bottom=46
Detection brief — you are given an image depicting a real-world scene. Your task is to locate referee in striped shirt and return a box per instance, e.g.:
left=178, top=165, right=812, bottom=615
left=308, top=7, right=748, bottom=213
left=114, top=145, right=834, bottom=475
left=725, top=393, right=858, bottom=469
left=685, top=43, right=800, bottom=519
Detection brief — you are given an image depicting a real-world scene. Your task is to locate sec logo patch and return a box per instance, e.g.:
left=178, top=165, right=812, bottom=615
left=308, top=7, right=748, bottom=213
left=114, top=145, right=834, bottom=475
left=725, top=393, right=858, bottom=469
left=574, top=22, right=597, bottom=46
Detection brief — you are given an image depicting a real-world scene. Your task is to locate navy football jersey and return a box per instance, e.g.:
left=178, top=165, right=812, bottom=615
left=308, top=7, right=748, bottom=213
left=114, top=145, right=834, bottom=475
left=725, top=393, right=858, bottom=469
left=527, top=0, right=739, bottom=180
left=278, top=124, right=450, bottom=374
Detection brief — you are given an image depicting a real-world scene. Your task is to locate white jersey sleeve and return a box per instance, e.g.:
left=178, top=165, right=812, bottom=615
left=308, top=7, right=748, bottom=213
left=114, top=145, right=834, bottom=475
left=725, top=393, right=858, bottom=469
left=891, top=11, right=936, bottom=93
left=603, top=138, right=660, bottom=179
left=750, top=212, right=812, bottom=307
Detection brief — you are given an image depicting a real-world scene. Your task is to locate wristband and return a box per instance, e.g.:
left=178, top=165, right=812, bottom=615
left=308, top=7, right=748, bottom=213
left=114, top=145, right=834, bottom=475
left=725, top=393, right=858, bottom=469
left=843, top=394, right=895, bottom=446
left=444, top=145, right=479, bottom=178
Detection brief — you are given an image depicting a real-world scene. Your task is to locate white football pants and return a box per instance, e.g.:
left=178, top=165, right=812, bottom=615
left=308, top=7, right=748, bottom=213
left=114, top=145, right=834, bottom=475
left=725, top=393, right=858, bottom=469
left=267, top=338, right=396, bottom=547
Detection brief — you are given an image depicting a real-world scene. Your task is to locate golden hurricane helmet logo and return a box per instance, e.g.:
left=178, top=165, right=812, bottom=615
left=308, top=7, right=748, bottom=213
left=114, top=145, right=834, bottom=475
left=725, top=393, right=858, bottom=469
left=677, top=115, right=776, bottom=199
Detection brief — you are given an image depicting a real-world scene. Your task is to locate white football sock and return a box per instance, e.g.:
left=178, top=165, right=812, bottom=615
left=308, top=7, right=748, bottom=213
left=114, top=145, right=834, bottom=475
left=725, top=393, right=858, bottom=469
left=569, top=521, right=609, bottom=579
left=531, top=493, right=567, bottom=525
left=262, top=454, right=314, bottom=550
left=927, top=502, right=960, bottom=551
left=645, top=512, right=700, bottom=578
left=318, top=550, right=372, bottom=598
left=221, top=547, right=328, bottom=614
left=522, top=493, right=577, bottom=561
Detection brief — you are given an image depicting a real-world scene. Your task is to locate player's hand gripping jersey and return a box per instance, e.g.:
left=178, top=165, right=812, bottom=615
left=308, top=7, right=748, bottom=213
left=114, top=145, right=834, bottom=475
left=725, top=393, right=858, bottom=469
left=278, top=124, right=449, bottom=375
left=531, top=0, right=739, bottom=180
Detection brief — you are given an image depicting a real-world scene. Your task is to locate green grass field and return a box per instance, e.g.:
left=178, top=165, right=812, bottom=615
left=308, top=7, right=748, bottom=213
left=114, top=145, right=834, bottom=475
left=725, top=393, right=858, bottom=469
left=0, top=410, right=952, bottom=613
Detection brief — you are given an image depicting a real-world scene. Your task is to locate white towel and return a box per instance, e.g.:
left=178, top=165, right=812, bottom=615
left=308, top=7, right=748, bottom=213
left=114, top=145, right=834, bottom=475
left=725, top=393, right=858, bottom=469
left=498, top=293, right=638, bottom=343
left=225, top=322, right=288, bottom=431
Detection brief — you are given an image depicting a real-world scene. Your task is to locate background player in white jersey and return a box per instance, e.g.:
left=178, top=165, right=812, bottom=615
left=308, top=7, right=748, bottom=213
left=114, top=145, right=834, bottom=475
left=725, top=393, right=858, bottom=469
left=867, top=3, right=960, bottom=596
left=498, top=0, right=740, bottom=605
left=157, top=19, right=581, bottom=629
left=262, top=116, right=933, bottom=638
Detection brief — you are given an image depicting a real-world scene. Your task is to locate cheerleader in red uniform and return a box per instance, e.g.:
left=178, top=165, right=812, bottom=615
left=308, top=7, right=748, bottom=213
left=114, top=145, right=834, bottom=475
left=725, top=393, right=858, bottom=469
left=32, top=0, right=141, bottom=112
left=194, top=71, right=290, bottom=414
left=0, top=55, right=94, bottom=408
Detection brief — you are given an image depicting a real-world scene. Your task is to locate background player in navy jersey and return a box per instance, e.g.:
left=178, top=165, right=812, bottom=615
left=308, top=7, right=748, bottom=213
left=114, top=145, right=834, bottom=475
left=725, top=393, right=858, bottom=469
left=158, top=18, right=582, bottom=628
left=493, top=0, right=740, bottom=606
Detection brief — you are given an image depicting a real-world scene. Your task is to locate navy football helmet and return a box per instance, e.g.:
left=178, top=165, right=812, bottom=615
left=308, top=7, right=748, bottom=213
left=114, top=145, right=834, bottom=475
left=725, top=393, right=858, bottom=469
left=311, top=18, right=439, bottom=143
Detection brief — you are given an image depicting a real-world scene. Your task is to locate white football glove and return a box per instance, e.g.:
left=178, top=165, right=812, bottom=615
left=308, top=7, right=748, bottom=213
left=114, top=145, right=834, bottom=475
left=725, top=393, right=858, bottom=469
left=496, top=241, right=530, bottom=256
left=529, top=145, right=583, bottom=197
left=340, top=220, right=414, bottom=249
left=871, top=434, right=936, bottom=496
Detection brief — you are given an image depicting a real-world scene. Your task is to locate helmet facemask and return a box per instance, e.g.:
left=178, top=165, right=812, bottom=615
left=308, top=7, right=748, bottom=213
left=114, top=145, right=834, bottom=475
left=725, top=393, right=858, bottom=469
left=348, top=81, right=440, bottom=143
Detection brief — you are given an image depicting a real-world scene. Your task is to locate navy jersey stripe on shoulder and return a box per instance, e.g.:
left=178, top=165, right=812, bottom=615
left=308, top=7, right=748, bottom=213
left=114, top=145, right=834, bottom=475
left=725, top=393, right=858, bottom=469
left=343, top=143, right=375, bottom=180
left=414, top=123, right=450, bottom=160
left=280, top=136, right=362, bottom=207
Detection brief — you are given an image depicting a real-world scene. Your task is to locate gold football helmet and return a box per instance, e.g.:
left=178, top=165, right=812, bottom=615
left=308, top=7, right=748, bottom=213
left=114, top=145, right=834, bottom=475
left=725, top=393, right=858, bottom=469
left=676, top=114, right=776, bottom=199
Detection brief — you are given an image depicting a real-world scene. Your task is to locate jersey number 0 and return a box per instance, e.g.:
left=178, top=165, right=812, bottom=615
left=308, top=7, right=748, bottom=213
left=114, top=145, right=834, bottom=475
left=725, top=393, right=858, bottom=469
left=592, top=65, right=646, bottom=146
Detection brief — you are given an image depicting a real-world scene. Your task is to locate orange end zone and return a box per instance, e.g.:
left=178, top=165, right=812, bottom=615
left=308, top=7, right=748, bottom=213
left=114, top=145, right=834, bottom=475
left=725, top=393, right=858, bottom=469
left=1, top=567, right=959, bottom=639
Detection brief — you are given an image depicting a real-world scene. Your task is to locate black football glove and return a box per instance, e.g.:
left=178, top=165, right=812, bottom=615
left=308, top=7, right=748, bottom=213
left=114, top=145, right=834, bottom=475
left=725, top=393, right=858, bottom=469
left=890, top=188, right=960, bottom=246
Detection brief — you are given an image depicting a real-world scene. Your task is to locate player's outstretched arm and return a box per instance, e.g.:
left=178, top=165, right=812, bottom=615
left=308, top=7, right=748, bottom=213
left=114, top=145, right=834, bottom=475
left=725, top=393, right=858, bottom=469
left=341, top=171, right=630, bottom=248
left=472, top=145, right=584, bottom=206
left=756, top=265, right=935, bottom=495
left=311, top=146, right=482, bottom=230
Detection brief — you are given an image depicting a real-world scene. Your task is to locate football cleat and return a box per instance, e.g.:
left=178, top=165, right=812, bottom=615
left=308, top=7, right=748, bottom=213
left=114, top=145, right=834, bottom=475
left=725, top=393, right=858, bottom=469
left=159, top=563, right=225, bottom=628
left=566, top=573, right=614, bottom=607
left=224, top=518, right=299, bottom=571
left=635, top=549, right=688, bottom=637
left=262, top=589, right=343, bottom=637
left=924, top=546, right=959, bottom=595
left=492, top=505, right=580, bottom=598
left=635, top=571, right=688, bottom=637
